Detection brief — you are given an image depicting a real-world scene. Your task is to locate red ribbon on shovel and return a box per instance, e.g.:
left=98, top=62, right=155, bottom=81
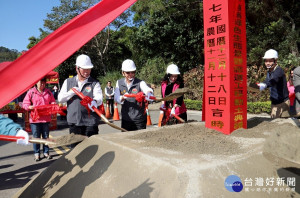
left=159, top=107, right=185, bottom=125
left=124, top=92, right=156, bottom=105
left=72, top=88, right=127, bottom=132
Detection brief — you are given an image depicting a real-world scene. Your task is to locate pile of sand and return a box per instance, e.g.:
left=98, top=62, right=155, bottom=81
left=130, top=117, right=296, bottom=155
left=14, top=117, right=300, bottom=198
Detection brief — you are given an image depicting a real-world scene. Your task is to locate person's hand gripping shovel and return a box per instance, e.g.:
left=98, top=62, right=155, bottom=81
left=0, top=132, right=87, bottom=148
left=72, top=88, right=127, bottom=132
left=159, top=106, right=186, bottom=124
left=0, top=130, right=53, bottom=146
left=124, top=88, right=190, bottom=103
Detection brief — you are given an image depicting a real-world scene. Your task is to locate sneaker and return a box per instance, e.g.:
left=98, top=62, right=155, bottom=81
left=34, top=156, right=40, bottom=162
left=44, top=154, right=52, bottom=160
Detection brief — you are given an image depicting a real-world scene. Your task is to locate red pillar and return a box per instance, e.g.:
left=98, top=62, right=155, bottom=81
left=203, top=0, right=247, bottom=134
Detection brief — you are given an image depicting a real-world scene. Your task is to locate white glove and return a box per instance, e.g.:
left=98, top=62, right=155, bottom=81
left=121, top=92, right=128, bottom=101
left=160, top=103, right=166, bottom=110
left=257, top=83, right=267, bottom=91
left=145, top=92, right=154, bottom=102
left=88, top=100, right=97, bottom=112
left=170, top=107, right=176, bottom=117
left=72, top=87, right=80, bottom=93
left=16, top=129, right=31, bottom=145
left=69, top=87, right=80, bottom=96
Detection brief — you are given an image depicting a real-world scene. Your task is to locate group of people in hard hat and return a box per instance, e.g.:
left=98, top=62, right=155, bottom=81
left=57, top=54, right=187, bottom=136
left=0, top=54, right=186, bottom=159
left=257, top=49, right=300, bottom=118
left=3, top=49, right=300, bottom=161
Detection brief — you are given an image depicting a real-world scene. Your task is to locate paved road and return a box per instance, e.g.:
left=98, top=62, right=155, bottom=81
left=0, top=108, right=202, bottom=198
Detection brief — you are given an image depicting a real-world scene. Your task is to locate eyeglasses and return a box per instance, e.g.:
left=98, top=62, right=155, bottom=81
left=125, top=71, right=136, bottom=74
left=264, top=59, right=275, bottom=63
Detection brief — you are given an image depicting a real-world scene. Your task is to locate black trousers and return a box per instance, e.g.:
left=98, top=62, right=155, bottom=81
left=121, top=118, right=147, bottom=131
left=106, top=99, right=114, bottom=116
left=68, top=124, right=99, bottom=137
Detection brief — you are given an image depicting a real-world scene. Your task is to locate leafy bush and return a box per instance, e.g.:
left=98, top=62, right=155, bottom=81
left=98, top=71, right=123, bottom=91
left=281, top=53, right=300, bottom=68
left=183, top=65, right=204, bottom=100
left=247, top=101, right=271, bottom=114
left=185, top=99, right=271, bottom=114
left=184, top=99, right=202, bottom=111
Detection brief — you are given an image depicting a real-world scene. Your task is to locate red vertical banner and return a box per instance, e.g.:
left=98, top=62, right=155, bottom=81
left=203, top=0, right=247, bottom=134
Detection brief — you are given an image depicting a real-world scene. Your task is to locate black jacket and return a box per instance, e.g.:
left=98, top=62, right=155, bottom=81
left=264, top=65, right=289, bottom=105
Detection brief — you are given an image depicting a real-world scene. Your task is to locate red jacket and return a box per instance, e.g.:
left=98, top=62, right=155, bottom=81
left=287, top=81, right=295, bottom=105
left=161, top=81, right=187, bottom=115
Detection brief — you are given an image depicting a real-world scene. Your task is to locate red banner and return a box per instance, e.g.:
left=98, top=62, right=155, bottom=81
left=203, top=0, right=247, bottom=134
left=0, top=0, right=137, bottom=108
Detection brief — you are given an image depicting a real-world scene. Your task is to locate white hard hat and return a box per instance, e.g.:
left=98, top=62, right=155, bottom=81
left=122, top=59, right=136, bottom=71
left=263, top=49, right=278, bottom=59
left=166, top=64, right=180, bottom=75
left=76, top=54, right=93, bottom=69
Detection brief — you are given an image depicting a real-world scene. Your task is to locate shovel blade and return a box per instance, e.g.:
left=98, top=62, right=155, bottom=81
left=155, top=88, right=190, bottom=102
left=49, top=134, right=87, bottom=148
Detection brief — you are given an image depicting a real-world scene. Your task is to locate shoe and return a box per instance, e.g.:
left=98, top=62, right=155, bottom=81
left=44, top=154, right=52, bottom=160
left=34, top=156, right=40, bottom=162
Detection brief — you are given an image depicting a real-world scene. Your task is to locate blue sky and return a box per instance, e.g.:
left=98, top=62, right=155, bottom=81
left=0, top=0, right=61, bottom=52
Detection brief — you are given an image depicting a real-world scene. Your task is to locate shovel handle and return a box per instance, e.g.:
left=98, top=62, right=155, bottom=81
left=72, top=88, right=85, bottom=99
left=72, top=88, right=105, bottom=118
left=124, top=93, right=157, bottom=100
left=0, top=135, right=56, bottom=145
left=72, top=88, right=107, bottom=121
left=72, top=88, right=127, bottom=132
left=172, top=114, right=185, bottom=123
left=159, top=108, right=185, bottom=123
left=124, top=93, right=137, bottom=98
left=0, top=135, right=23, bottom=142
left=149, top=96, right=157, bottom=100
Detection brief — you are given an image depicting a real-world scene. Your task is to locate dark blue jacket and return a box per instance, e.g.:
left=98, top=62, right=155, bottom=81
left=264, top=65, right=289, bottom=105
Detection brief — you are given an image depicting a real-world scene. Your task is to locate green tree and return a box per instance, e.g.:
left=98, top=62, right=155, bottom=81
left=27, top=28, right=50, bottom=49
left=23, top=0, right=300, bottom=85
left=0, top=46, right=19, bottom=62
left=130, top=0, right=204, bottom=73
left=246, top=0, right=300, bottom=67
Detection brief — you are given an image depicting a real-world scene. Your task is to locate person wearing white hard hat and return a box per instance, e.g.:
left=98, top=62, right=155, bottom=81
left=58, top=54, right=103, bottom=142
left=257, top=49, right=290, bottom=118
left=114, top=59, right=154, bottom=131
left=160, top=64, right=187, bottom=125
